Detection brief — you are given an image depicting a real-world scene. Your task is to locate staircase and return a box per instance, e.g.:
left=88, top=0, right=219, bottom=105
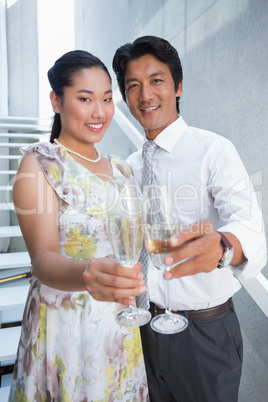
left=0, top=118, right=50, bottom=397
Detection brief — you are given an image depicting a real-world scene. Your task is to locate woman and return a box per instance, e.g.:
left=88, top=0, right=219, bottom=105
left=9, top=50, right=149, bottom=401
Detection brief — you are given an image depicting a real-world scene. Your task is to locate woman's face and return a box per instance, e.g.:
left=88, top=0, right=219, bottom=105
left=53, top=67, right=114, bottom=147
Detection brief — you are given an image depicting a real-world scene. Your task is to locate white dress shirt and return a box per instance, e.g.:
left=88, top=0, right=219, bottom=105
left=127, top=117, right=267, bottom=310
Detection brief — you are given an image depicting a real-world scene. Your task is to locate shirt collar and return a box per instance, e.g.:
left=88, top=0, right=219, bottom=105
left=143, top=116, right=188, bottom=153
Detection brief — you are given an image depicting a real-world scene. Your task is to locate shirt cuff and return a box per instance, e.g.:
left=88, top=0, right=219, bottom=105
left=217, top=222, right=267, bottom=279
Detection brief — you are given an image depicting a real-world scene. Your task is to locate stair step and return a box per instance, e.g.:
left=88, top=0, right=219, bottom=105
left=0, top=133, right=48, bottom=139
left=0, top=284, right=29, bottom=311
left=0, top=326, right=21, bottom=361
left=1, top=307, right=24, bottom=326
left=0, top=268, right=31, bottom=283
left=0, top=226, right=22, bottom=238
left=0, top=386, right=11, bottom=401
left=0, top=185, right=13, bottom=191
left=0, top=143, right=26, bottom=148
left=0, top=171, right=17, bottom=175
left=0, top=252, right=31, bottom=270
left=0, top=123, right=50, bottom=132
left=0, top=155, right=21, bottom=160
left=0, top=284, right=29, bottom=312
left=0, top=203, right=14, bottom=211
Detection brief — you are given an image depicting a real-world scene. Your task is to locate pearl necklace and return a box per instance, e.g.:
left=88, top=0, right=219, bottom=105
left=54, top=139, right=101, bottom=163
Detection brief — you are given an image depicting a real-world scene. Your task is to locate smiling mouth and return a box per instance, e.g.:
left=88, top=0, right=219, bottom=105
left=140, top=106, right=160, bottom=112
left=85, top=123, right=104, bottom=129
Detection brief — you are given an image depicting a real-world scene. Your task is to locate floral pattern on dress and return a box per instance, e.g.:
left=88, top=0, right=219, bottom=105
left=9, top=142, right=149, bottom=402
left=63, top=225, right=98, bottom=259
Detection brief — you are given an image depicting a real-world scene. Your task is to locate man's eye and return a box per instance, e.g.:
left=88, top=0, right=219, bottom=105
left=128, top=84, right=138, bottom=90
left=153, top=79, right=162, bottom=83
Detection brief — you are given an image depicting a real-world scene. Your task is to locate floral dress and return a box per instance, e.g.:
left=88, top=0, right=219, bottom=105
left=9, top=142, right=149, bottom=402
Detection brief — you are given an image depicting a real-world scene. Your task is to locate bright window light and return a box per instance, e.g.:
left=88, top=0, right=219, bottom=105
left=38, top=0, right=74, bottom=118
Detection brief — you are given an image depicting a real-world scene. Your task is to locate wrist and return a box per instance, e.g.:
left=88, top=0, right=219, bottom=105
left=217, top=232, right=234, bottom=269
left=71, top=259, right=90, bottom=291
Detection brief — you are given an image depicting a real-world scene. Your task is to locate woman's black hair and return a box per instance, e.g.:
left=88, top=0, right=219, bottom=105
left=112, top=35, right=183, bottom=114
left=47, top=50, right=111, bottom=143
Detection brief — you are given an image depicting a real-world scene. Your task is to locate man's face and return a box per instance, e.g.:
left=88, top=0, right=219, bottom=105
left=124, top=54, right=182, bottom=140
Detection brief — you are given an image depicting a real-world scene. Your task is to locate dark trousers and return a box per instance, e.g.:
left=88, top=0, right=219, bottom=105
left=140, top=302, right=243, bottom=402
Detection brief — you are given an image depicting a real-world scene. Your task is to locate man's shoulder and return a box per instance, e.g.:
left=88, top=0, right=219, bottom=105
left=126, top=148, right=143, bottom=166
left=187, top=125, right=223, bottom=140
left=184, top=125, right=233, bottom=148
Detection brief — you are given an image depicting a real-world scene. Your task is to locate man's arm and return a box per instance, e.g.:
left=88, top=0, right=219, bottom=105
left=164, top=138, right=266, bottom=280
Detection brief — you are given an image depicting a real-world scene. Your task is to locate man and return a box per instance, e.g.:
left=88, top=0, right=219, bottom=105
left=112, top=36, right=266, bottom=401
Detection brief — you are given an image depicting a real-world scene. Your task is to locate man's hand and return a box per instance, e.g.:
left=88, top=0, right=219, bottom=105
left=163, top=220, right=224, bottom=280
left=83, top=258, right=146, bottom=304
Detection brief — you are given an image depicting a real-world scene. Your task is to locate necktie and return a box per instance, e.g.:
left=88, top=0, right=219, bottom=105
left=136, top=141, right=158, bottom=309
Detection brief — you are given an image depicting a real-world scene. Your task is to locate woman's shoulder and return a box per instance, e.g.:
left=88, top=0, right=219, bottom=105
left=17, top=147, right=41, bottom=175
left=16, top=141, right=59, bottom=174
left=20, top=141, right=56, bottom=158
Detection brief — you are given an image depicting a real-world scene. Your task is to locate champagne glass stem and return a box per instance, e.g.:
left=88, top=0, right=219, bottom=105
left=128, top=303, right=135, bottom=311
left=123, top=297, right=140, bottom=317
left=128, top=299, right=137, bottom=312
left=164, top=269, right=171, bottom=316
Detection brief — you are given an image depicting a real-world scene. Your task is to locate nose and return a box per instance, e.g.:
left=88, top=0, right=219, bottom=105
left=91, top=101, right=105, bottom=119
left=139, top=83, right=153, bottom=102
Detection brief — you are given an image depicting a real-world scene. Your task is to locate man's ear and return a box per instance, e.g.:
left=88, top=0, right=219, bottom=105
left=176, top=81, right=183, bottom=97
left=50, top=90, right=61, bottom=113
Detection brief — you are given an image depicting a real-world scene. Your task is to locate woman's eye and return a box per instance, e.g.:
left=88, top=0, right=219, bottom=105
left=104, top=97, right=113, bottom=103
left=80, top=97, right=90, bottom=102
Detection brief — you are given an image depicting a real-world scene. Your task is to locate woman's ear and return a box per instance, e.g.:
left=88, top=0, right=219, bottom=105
left=50, top=90, right=61, bottom=113
left=175, top=81, right=183, bottom=97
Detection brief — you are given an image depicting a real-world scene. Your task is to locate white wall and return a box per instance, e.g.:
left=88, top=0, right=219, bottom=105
left=0, top=0, right=9, bottom=252
left=37, top=0, right=74, bottom=118
left=6, top=0, right=39, bottom=117
left=5, top=0, right=75, bottom=118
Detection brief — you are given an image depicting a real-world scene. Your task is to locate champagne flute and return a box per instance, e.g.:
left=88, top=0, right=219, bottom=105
left=143, top=185, right=188, bottom=334
left=106, top=178, right=151, bottom=327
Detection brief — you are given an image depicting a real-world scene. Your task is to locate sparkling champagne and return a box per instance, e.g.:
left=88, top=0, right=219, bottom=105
left=144, top=226, right=175, bottom=271
left=107, top=216, right=143, bottom=267
left=106, top=177, right=152, bottom=327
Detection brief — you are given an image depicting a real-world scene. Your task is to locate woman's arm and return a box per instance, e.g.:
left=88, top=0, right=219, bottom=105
left=13, top=152, right=145, bottom=302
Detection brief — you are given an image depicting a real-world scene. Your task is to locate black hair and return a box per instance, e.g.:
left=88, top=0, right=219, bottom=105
left=47, top=50, right=111, bottom=143
left=112, top=35, right=183, bottom=114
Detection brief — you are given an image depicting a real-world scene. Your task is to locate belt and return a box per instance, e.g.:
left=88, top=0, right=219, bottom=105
left=149, top=299, right=232, bottom=321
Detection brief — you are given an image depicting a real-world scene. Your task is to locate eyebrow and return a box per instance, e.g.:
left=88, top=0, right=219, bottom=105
left=76, top=89, right=113, bottom=94
left=125, top=71, right=166, bottom=84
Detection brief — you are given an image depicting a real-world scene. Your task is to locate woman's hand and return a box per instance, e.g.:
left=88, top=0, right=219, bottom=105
left=83, top=259, right=146, bottom=305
